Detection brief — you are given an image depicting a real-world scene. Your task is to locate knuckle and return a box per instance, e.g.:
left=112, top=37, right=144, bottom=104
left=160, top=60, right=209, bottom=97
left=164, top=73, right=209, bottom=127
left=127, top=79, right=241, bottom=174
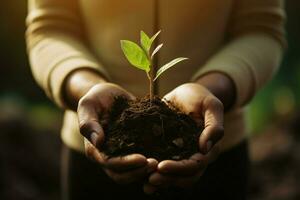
left=78, top=97, right=93, bottom=108
left=212, top=99, right=223, bottom=110
left=79, top=120, right=100, bottom=136
left=85, top=146, right=96, bottom=162
left=212, top=125, right=224, bottom=138
left=79, top=121, right=92, bottom=135
left=193, top=101, right=203, bottom=112
left=181, top=160, right=192, bottom=168
left=205, top=96, right=224, bottom=110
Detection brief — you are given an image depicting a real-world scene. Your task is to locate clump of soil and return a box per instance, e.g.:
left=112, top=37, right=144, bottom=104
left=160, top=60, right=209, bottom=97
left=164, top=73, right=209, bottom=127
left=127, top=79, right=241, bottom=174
left=101, top=96, right=203, bottom=161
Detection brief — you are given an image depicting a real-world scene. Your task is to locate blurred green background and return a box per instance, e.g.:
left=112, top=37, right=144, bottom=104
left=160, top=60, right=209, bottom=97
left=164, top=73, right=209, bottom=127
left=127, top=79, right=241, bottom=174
left=0, top=1, right=299, bottom=200
left=246, top=0, right=300, bottom=134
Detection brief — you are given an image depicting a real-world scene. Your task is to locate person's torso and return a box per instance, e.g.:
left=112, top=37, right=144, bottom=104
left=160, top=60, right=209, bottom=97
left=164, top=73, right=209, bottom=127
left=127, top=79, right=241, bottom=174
left=61, top=0, right=247, bottom=153
left=79, top=0, right=234, bottom=96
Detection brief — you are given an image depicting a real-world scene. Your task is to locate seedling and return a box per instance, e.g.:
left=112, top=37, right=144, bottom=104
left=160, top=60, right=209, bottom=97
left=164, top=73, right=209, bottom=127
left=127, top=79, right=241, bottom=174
left=121, top=30, right=188, bottom=101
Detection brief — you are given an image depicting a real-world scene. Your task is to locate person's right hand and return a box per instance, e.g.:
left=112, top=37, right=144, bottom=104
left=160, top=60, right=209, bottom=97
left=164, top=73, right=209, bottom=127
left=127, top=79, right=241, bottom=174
left=77, top=83, right=158, bottom=184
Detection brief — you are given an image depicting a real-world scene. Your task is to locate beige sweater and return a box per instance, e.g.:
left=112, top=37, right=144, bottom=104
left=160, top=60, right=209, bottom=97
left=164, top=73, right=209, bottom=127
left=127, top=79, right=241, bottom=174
left=26, top=0, right=286, bottom=153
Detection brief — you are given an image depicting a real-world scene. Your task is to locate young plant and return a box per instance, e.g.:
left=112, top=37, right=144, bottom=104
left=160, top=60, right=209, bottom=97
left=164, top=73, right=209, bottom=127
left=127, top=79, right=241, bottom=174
left=120, top=30, right=188, bottom=101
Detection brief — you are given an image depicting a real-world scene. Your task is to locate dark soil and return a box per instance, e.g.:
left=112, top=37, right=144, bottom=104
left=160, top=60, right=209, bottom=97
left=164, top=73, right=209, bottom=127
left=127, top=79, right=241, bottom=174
left=101, top=96, right=203, bottom=161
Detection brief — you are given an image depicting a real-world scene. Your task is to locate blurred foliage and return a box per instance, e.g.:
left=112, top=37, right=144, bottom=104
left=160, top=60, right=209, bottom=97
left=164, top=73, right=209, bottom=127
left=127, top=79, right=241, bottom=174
left=0, top=0, right=299, bottom=134
left=246, top=0, right=300, bottom=133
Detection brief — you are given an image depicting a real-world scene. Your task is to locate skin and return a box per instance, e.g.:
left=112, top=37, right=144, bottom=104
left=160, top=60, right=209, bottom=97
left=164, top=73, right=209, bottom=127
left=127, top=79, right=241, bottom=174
left=64, top=69, right=235, bottom=190
left=64, top=69, right=158, bottom=184
left=144, top=73, right=236, bottom=193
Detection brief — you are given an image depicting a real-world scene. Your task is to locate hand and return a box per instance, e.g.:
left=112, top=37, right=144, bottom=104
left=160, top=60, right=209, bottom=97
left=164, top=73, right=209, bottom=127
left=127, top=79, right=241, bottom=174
left=77, top=83, right=158, bottom=184
left=84, top=139, right=158, bottom=184
left=143, top=83, right=224, bottom=193
left=164, top=83, right=224, bottom=153
left=144, top=147, right=219, bottom=194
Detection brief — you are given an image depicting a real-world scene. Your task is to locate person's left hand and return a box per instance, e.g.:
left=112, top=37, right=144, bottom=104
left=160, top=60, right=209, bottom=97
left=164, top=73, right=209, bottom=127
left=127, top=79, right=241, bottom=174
left=143, top=83, right=224, bottom=194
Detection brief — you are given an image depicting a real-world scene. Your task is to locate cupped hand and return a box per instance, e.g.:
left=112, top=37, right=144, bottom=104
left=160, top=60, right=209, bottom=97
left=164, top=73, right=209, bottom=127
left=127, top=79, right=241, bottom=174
left=164, top=83, right=224, bottom=153
left=77, top=83, right=158, bottom=184
left=144, top=147, right=219, bottom=193
left=144, top=83, right=224, bottom=193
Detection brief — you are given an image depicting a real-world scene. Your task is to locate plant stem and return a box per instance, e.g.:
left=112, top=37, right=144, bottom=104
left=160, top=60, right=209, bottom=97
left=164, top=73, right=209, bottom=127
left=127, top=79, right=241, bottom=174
left=150, top=73, right=154, bottom=101
left=147, top=71, right=154, bottom=101
left=147, top=51, right=154, bottom=101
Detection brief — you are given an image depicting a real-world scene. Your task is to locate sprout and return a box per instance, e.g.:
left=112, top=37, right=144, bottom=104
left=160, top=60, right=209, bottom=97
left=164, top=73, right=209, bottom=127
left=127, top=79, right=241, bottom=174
left=121, top=30, right=188, bottom=100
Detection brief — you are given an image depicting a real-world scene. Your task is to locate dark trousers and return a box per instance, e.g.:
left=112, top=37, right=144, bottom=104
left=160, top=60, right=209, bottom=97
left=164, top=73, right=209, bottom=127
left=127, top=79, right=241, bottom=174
left=61, top=141, right=249, bottom=200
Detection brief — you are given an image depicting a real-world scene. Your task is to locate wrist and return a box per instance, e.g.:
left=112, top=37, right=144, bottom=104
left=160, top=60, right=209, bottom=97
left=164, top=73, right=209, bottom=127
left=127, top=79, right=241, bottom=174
left=64, top=69, right=107, bottom=110
left=194, top=72, right=236, bottom=111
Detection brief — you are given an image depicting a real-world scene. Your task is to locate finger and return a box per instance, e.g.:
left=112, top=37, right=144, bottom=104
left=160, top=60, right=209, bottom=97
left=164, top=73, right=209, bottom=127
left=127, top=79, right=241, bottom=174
left=162, top=91, right=173, bottom=102
left=205, top=144, right=220, bottom=164
left=125, top=91, right=137, bottom=101
left=84, top=138, right=108, bottom=164
left=143, top=183, right=158, bottom=195
left=173, top=170, right=204, bottom=188
left=106, top=157, right=158, bottom=173
left=149, top=169, right=205, bottom=189
left=148, top=172, right=176, bottom=186
left=147, top=158, right=159, bottom=174
left=84, top=140, right=151, bottom=175
left=87, top=147, right=156, bottom=184
left=104, top=154, right=148, bottom=172
left=199, top=97, right=224, bottom=154
left=78, top=98, right=105, bottom=148
left=157, top=154, right=204, bottom=175
left=104, top=164, right=152, bottom=185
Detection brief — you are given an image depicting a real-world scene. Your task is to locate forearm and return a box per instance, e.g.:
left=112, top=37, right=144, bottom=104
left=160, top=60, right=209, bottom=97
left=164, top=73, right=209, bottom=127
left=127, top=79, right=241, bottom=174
left=26, top=0, right=111, bottom=109
left=64, top=69, right=107, bottom=111
left=195, top=72, right=236, bottom=112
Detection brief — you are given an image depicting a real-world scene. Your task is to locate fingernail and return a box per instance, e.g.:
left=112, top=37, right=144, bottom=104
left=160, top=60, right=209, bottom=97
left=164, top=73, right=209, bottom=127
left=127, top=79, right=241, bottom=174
left=206, top=140, right=213, bottom=153
left=147, top=158, right=159, bottom=166
left=90, top=132, right=98, bottom=146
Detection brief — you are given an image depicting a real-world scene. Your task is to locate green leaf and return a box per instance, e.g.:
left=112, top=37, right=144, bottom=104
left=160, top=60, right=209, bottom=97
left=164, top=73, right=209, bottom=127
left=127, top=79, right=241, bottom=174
left=140, top=31, right=151, bottom=53
left=154, top=57, right=188, bottom=81
left=151, top=43, right=163, bottom=59
left=120, top=40, right=150, bottom=72
left=140, top=30, right=161, bottom=54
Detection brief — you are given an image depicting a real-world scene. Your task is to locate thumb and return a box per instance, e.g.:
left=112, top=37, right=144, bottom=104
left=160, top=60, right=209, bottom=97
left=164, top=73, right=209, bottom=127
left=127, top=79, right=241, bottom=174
left=199, top=96, right=224, bottom=154
left=77, top=99, right=105, bottom=149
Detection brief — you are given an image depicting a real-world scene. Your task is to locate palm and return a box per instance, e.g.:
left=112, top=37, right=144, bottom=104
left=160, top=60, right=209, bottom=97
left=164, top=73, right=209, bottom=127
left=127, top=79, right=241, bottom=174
left=143, top=83, right=224, bottom=193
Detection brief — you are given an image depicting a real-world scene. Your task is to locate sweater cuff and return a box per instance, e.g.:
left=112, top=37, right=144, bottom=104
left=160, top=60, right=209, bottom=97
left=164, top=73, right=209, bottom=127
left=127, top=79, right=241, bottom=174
left=48, top=57, right=110, bottom=109
left=191, top=59, right=256, bottom=109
